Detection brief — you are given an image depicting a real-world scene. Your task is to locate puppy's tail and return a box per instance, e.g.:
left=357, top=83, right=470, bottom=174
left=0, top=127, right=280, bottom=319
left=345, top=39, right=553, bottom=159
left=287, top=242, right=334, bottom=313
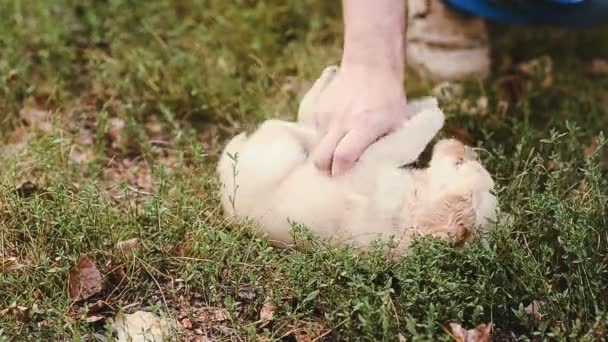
left=217, top=132, right=248, bottom=216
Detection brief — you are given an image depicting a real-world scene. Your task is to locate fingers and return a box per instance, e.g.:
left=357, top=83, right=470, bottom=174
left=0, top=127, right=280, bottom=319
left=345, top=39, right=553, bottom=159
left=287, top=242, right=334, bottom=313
left=330, top=123, right=392, bottom=176
left=311, top=127, right=347, bottom=174
left=330, top=129, right=377, bottom=176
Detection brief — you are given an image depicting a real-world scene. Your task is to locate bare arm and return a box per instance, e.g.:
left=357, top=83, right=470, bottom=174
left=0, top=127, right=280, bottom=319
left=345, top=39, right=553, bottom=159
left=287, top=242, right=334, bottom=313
left=341, top=0, right=406, bottom=84
left=310, top=0, right=411, bottom=176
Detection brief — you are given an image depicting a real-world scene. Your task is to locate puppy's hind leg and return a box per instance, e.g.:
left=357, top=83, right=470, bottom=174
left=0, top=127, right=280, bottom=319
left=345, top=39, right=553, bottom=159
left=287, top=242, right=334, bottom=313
left=217, top=120, right=317, bottom=217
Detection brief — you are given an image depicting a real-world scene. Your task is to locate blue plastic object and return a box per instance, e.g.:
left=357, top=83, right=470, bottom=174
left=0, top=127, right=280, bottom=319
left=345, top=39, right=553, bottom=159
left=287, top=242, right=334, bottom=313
left=443, top=0, right=608, bottom=28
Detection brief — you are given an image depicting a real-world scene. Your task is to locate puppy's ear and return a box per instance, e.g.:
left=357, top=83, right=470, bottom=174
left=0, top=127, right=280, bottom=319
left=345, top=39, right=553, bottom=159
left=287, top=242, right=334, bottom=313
left=415, top=193, right=477, bottom=243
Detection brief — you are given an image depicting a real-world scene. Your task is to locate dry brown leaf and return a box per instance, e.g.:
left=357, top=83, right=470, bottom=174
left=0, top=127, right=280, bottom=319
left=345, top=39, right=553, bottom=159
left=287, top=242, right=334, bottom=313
left=88, top=300, right=108, bottom=314
left=498, top=75, right=527, bottom=103
left=68, top=254, right=104, bottom=301
left=20, top=107, right=52, bottom=132
left=281, top=320, right=328, bottom=342
left=517, top=56, right=553, bottom=88
left=584, top=138, right=599, bottom=158
left=259, top=302, right=275, bottom=328
left=210, top=308, right=229, bottom=322
left=181, top=317, right=193, bottom=329
left=15, top=181, right=43, bottom=198
left=589, top=59, right=608, bottom=76
left=524, top=300, right=545, bottom=324
left=69, top=145, right=95, bottom=164
left=183, top=306, right=230, bottom=327
left=449, top=322, right=493, bottom=342
left=116, top=238, right=141, bottom=255
left=107, top=260, right=127, bottom=286
left=112, top=310, right=179, bottom=342
left=0, top=305, right=29, bottom=321
left=476, top=96, right=488, bottom=114
left=1, top=257, right=25, bottom=272
left=398, top=333, right=407, bottom=342
left=108, top=118, right=126, bottom=148
left=86, top=315, right=105, bottom=323
left=237, top=285, right=255, bottom=301
left=431, top=81, right=464, bottom=102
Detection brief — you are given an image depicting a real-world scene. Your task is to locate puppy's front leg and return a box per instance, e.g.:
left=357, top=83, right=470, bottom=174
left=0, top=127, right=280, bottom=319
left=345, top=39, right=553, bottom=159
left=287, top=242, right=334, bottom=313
left=297, top=65, right=339, bottom=126
left=358, top=106, right=445, bottom=168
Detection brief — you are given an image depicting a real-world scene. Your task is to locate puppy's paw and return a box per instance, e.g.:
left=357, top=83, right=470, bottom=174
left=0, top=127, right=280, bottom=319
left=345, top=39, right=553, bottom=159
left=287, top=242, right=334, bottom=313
left=413, top=106, right=445, bottom=133
left=297, top=65, right=339, bottom=125
left=472, top=190, right=498, bottom=230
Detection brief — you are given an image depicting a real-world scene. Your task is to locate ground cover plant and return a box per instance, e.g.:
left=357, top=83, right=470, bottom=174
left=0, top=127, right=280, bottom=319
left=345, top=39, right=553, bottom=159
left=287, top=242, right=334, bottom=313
left=1, top=0, right=608, bottom=340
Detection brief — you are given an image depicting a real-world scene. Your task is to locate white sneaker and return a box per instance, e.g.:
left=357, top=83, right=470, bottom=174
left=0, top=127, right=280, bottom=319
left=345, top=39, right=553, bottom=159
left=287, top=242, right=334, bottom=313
left=406, top=0, right=491, bottom=81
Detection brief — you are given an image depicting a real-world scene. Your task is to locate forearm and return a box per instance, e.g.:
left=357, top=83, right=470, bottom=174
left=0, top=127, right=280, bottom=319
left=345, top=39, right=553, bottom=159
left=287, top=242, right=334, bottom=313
left=340, top=0, right=406, bottom=83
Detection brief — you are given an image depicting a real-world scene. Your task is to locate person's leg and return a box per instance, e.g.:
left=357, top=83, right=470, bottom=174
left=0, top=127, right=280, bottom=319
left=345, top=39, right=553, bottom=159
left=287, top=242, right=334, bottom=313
left=406, top=0, right=491, bottom=81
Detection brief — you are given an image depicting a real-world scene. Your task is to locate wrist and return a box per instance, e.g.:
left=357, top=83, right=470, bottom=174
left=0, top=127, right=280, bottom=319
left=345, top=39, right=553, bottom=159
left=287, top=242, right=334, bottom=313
left=340, top=45, right=405, bottom=85
left=340, top=0, right=406, bottom=83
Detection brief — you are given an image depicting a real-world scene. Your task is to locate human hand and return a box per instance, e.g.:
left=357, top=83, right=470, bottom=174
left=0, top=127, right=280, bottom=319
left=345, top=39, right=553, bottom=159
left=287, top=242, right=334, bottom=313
left=310, top=65, right=413, bottom=176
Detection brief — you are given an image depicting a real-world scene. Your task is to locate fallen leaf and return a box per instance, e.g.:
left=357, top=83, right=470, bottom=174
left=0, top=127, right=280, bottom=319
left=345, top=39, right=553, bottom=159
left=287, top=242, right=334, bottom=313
left=20, top=107, right=52, bottom=132
left=496, top=100, right=509, bottom=118
left=15, top=181, right=43, bottom=198
left=107, top=260, right=127, bottom=285
left=86, top=315, right=105, bottom=323
left=108, top=118, right=126, bottom=148
left=111, top=310, right=179, bottom=342
left=518, top=55, right=553, bottom=88
left=116, top=238, right=141, bottom=255
left=87, top=300, right=107, bottom=314
left=68, top=254, right=104, bottom=301
left=0, top=304, right=29, bottom=321
left=476, top=96, right=488, bottom=114
left=584, top=138, right=599, bottom=158
left=524, top=300, right=545, bottom=324
left=498, top=75, right=527, bottom=103
left=281, top=320, right=329, bottom=342
left=448, top=322, right=493, bottom=342
left=589, top=59, right=608, bottom=76
left=181, top=317, right=193, bottom=329
left=1, top=257, right=25, bottom=272
left=259, top=302, right=275, bottom=328
left=69, top=145, right=95, bottom=164
left=237, top=285, right=255, bottom=301
left=398, top=333, right=407, bottom=342
left=431, top=81, right=464, bottom=102
left=210, top=308, right=229, bottom=322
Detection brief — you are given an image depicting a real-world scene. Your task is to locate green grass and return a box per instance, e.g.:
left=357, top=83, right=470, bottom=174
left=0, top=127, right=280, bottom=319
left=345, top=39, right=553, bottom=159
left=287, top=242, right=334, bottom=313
left=1, top=1, right=608, bottom=340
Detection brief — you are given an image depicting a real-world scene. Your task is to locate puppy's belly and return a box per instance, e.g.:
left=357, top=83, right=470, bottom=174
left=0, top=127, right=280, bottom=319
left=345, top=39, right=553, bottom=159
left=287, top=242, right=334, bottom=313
left=252, top=163, right=348, bottom=245
left=254, top=164, right=411, bottom=250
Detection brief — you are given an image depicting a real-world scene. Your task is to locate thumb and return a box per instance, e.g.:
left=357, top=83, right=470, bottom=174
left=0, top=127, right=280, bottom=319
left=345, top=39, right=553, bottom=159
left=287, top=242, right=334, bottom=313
left=330, top=123, right=391, bottom=176
left=311, top=128, right=346, bottom=175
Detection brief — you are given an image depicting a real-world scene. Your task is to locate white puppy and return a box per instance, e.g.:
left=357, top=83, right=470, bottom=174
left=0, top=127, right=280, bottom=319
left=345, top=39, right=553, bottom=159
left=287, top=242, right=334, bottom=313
left=217, top=66, right=497, bottom=257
